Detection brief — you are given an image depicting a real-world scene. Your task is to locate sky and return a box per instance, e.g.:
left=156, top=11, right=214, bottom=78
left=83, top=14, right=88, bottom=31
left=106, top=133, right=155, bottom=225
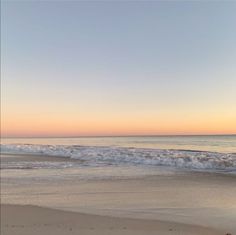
left=1, top=1, right=236, bottom=137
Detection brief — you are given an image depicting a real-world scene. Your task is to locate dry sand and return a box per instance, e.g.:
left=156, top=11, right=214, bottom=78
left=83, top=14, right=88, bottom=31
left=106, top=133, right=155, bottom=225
left=1, top=204, right=222, bottom=235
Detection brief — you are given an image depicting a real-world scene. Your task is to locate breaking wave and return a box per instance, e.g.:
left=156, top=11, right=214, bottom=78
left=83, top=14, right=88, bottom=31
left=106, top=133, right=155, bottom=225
left=1, top=144, right=236, bottom=171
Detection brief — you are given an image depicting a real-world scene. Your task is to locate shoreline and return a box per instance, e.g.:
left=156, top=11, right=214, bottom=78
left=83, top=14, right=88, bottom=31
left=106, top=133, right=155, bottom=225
left=1, top=153, right=236, bottom=234
left=1, top=204, right=223, bottom=235
left=1, top=153, right=236, bottom=178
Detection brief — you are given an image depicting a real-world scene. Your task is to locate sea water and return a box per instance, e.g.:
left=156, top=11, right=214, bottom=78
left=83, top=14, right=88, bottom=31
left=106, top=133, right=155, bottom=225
left=1, top=135, right=236, bottom=173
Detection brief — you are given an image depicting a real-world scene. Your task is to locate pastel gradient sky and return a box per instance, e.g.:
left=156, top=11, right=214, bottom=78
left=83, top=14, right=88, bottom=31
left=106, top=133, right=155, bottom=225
left=1, top=1, right=236, bottom=137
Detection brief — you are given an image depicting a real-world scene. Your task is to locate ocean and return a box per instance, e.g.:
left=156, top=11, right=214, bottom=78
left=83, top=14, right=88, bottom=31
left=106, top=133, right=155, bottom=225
left=1, top=135, right=236, bottom=173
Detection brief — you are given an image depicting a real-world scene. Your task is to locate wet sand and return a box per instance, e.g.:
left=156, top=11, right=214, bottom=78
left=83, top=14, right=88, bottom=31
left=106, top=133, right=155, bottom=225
left=1, top=153, right=80, bottom=163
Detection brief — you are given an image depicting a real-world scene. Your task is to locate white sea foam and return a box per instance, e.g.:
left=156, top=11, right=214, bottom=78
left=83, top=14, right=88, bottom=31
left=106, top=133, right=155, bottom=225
left=1, top=144, right=236, bottom=171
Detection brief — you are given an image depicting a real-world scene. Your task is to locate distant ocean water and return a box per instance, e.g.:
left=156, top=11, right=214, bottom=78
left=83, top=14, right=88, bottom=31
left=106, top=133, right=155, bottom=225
left=1, top=135, right=236, bottom=152
left=1, top=135, right=236, bottom=173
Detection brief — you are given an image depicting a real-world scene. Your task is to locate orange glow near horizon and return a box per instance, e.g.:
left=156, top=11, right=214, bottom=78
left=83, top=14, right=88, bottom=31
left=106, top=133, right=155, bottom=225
left=2, top=91, right=236, bottom=137
left=2, top=111, right=236, bottom=137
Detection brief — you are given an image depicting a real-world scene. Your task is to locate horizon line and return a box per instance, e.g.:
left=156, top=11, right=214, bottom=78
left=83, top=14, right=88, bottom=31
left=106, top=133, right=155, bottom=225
left=2, top=134, right=236, bottom=139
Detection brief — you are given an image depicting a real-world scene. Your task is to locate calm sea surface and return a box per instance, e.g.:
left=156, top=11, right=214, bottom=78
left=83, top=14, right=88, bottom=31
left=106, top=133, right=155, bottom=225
left=2, top=135, right=236, bottom=153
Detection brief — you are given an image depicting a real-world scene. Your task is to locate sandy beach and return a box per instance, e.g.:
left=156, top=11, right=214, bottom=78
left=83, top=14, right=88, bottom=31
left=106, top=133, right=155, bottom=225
left=1, top=204, right=222, bottom=235
left=1, top=153, right=236, bottom=235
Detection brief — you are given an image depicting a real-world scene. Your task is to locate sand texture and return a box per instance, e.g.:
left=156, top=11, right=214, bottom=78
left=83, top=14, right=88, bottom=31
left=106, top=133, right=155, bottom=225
left=1, top=204, right=222, bottom=235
